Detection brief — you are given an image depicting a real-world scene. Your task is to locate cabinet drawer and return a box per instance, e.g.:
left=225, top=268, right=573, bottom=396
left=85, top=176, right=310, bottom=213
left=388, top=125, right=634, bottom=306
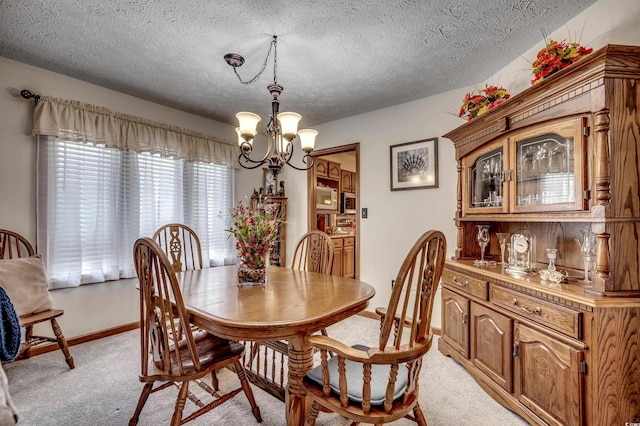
left=442, top=269, right=488, bottom=300
left=331, top=237, right=344, bottom=248
left=343, top=237, right=354, bottom=247
left=490, top=286, right=582, bottom=339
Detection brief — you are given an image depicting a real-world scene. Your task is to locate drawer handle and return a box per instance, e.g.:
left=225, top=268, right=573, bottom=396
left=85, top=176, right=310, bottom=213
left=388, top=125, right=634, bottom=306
left=452, top=275, right=469, bottom=287
left=511, top=298, right=541, bottom=315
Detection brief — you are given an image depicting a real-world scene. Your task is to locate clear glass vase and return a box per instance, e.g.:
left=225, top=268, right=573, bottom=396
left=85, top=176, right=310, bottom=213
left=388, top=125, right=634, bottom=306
left=237, top=258, right=267, bottom=287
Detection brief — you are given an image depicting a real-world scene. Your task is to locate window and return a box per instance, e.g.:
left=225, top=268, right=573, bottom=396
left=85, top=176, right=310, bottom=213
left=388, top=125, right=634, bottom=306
left=37, top=137, right=235, bottom=288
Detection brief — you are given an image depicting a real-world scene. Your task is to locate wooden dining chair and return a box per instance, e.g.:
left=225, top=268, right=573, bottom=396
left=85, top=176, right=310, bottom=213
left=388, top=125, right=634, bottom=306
left=242, top=230, right=335, bottom=402
left=303, top=230, right=446, bottom=426
left=129, top=238, right=262, bottom=426
left=153, top=223, right=203, bottom=272
left=0, top=229, right=74, bottom=369
left=290, top=230, right=334, bottom=275
left=153, top=223, right=226, bottom=390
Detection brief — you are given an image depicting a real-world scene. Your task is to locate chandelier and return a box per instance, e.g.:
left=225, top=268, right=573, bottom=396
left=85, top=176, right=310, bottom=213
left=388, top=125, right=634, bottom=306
left=224, top=35, right=316, bottom=176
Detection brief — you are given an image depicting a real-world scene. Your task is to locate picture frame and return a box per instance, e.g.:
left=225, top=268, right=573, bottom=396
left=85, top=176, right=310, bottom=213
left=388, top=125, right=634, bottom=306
left=390, top=137, right=438, bottom=191
left=262, top=168, right=278, bottom=195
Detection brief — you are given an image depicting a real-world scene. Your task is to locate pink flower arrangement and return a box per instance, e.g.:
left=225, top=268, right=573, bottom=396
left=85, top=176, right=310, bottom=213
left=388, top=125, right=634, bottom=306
left=531, top=39, right=593, bottom=85
left=459, top=85, right=511, bottom=121
left=225, top=201, right=280, bottom=269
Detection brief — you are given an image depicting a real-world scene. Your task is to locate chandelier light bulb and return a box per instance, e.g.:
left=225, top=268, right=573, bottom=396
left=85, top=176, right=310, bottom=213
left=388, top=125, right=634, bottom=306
left=297, top=129, right=318, bottom=153
left=277, top=112, right=302, bottom=142
left=236, top=112, right=261, bottom=141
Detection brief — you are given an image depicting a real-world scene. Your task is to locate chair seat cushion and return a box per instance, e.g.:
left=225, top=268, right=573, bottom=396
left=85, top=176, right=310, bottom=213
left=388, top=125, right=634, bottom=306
left=170, top=331, right=245, bottom=371
left=0, top=255, right=54, bottom=317
left=306, top=344, right=408, bottom=405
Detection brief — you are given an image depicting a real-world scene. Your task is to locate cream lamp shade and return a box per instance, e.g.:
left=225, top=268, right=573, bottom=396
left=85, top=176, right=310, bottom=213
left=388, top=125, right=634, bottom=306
left=236, top=112, right=261, bottom=141
left=277, top=112, right=302, bottom=141
left=297, top=129, right=318, bottom=153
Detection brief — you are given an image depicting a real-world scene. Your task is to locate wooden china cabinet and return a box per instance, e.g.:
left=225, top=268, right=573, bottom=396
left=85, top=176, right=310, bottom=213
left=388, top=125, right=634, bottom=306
left=251, top=193, right=287, bottom=267
left=439, top=45, right=640, bottom=426
left=266, top=195, right=286, bottom=267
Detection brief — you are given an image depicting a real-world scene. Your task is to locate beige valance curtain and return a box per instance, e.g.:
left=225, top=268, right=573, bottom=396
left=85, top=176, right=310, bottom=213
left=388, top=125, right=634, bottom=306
left=32, top=96, right=239, bottom=167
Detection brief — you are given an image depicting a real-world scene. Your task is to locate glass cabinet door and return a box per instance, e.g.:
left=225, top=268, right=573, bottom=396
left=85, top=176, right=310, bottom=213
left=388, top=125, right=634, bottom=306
left=510, top=118, right=586, bottom=212
left=464, top=143, right=506, bottom=213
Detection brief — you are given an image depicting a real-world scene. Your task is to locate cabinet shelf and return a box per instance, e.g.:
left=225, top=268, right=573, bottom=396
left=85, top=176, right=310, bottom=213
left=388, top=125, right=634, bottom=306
left=458, top=213, right=598, bottom=222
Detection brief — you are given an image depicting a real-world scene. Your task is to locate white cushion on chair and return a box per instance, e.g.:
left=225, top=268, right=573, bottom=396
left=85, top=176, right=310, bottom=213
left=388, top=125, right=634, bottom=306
left=306, top=344, right=408, bottom=405
left=0, top=255, right=54, bottom=317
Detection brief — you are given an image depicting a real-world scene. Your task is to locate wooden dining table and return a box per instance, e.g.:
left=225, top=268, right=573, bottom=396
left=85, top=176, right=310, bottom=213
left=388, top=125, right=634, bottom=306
left=175, top=265, right=376, bottom=426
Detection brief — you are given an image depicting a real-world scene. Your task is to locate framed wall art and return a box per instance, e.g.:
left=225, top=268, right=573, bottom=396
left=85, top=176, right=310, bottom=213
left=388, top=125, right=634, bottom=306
left=390, top=137, right=438, bottom=191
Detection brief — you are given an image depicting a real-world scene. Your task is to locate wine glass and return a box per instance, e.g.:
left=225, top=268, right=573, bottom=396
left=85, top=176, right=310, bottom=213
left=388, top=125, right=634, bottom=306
left=496, top=232, right=510, bottom=266
left=476, top=225, right=490, bottom=266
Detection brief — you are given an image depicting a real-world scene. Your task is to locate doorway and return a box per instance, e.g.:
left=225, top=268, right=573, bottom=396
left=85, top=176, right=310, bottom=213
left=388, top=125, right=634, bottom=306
left=307, top=143, right=360, bottom=279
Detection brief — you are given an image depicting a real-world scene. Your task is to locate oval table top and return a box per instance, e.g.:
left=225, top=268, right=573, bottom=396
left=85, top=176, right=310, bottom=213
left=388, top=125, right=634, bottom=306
left=176, top=265, right=376, bottom=341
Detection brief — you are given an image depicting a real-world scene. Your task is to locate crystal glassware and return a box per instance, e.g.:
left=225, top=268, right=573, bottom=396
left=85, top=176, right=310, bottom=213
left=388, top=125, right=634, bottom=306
left=575, top=229, right=595, bottom=284
left=496, top=232, right=510, bottom=266
left=475, top=225, right=490, bottom=266
left=545, top=248, right=557, bottom=272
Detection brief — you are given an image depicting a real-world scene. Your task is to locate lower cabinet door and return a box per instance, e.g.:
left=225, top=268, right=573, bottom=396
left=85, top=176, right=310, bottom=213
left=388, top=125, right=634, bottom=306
left=441, top=288, right=470, bottom=358
left=471, top=302, right=513, bottom=392
left=331, top=246, right=343, bottom=276
left=514, top=323, right=584, bottom=426
left=343, top=244, right=355, bottom=278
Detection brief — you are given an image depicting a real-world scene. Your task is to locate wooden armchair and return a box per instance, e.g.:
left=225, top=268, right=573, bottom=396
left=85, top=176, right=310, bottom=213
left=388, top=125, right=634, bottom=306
left=0, top=229, right=74, bottom=369
left=129, top=238, right=262, bottom=426
left=243, top=230, right=335, bottom=402
left=303, top=230, right=446, bottom=425
left=153, top=223, right=203, bottom=271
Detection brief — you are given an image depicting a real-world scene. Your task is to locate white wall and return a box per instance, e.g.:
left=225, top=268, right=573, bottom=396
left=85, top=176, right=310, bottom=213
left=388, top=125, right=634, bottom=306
left=1, top=0, right=639, bottom=337
left=280, top=0, right=640, bottom=327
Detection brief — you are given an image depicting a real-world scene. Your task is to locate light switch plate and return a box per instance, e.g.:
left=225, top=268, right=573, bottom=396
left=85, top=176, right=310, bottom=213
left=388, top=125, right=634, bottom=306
left=361, top=208, right=368, bottom=218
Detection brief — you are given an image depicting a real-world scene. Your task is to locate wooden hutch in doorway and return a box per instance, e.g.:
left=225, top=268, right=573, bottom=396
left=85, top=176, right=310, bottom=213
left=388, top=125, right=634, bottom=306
left=439, top=45, right=640, bottom=425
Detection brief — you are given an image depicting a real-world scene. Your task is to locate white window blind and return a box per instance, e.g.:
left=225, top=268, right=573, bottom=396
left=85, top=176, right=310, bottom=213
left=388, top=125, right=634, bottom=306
left=186, top=162, right=236, bottom=266
left=37, top=136, right=235, bottom=289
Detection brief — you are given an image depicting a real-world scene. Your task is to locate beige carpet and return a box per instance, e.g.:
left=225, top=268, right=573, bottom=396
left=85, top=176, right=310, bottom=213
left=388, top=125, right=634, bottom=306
left=3, top=315, right=528, bottom=425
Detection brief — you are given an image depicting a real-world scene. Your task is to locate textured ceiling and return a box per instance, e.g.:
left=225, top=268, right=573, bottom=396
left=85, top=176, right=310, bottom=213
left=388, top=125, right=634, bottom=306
left=0, top=0, right=598, bottom=127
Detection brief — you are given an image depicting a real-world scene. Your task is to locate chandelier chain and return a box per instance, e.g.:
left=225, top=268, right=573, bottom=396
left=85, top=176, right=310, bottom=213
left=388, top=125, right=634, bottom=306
left=232, top=36, right=278, bottom=86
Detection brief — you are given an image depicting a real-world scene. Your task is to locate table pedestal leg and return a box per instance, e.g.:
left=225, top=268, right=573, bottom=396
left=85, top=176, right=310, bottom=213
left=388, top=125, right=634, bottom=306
left=286, top=336, right=314, bottom=426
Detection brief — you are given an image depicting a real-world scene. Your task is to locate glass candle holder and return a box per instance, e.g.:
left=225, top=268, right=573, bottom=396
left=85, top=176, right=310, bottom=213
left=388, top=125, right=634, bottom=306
left=496, top=232, right=510, bottom=266
left=575, top=229, right=595, bottom=284
left=546, top=248, right=557, bottom=272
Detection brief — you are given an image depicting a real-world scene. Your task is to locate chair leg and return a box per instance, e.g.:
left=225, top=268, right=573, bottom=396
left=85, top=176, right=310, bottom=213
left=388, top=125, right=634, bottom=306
left=413, top=402, right=428, bottom=426
left=304, top=401, right=320, bottom=425
left=51, top=318, right=75, bottom=369
left=23, top=325, right=34, bottom=359
left=233, top=360, right=262, bottom=422
left=171, top=381, right=189, bottom=426
left=211, top=369, right=219, bottom=391
left=129, top=382, right=154, bottom=426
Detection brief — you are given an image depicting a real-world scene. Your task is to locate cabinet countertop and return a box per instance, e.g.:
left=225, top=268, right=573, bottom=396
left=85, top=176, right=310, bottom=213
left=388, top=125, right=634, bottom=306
left=445, top=259, right=640, bottom=309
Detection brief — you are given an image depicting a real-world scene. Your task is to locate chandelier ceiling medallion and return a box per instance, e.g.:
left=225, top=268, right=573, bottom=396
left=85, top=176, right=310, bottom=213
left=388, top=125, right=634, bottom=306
left=224, top=35, right=316, bottom=176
